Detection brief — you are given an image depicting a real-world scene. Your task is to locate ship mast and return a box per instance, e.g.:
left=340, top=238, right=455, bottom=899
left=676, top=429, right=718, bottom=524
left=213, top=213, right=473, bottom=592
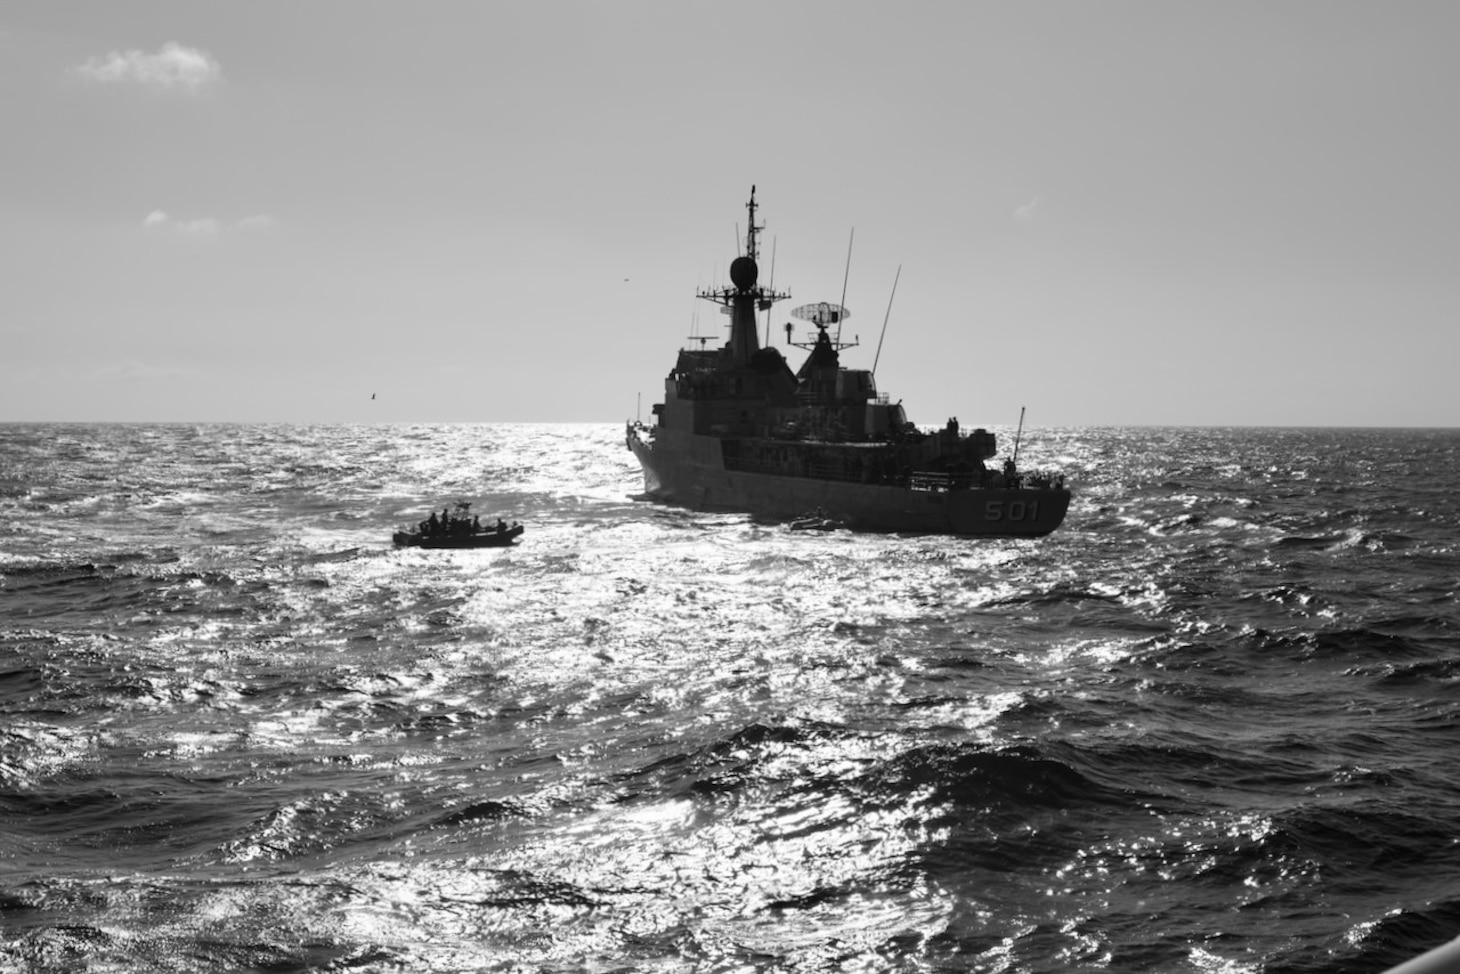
left=697, top=185, right=790, bottom=366
left=745, top=186, right=762, bottom=262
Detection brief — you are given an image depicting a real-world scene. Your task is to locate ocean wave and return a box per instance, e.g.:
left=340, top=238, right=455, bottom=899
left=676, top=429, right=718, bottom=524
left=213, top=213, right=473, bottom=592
left=3, top=423, right=1459, bottom=972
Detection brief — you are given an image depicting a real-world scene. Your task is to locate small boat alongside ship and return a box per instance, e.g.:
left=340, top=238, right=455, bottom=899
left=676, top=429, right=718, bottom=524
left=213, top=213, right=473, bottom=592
left=393, top=503, right=523, bottom=548
left=393, top=524, right=522, bottom=549
left=626, top=187, right=1070, bottom=537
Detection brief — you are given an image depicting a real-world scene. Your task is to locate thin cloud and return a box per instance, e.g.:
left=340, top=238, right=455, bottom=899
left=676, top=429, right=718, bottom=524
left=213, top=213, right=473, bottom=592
left=74, top=42, right=221, bottom=92
left=143, top=211, right=275, bottom=234
left=142, top=211, right=218, bottom=235
left=1014, top=195, right=1043, bottom=222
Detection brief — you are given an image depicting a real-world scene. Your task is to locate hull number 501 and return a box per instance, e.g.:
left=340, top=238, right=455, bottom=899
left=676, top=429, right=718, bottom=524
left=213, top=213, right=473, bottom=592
left=985, top=500, right=1040, bottom=522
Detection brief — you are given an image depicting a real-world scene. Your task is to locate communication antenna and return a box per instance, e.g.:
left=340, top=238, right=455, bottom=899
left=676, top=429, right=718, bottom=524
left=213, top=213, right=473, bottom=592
left=1012, top=406, right=1027, bottom=465
left=872, top=264, right=901, bottom=375
left=836, top=228, right=854, bottom=343
left=764, top=235, right=778, bottom=345
left=687, top=304, right=711, bottom=347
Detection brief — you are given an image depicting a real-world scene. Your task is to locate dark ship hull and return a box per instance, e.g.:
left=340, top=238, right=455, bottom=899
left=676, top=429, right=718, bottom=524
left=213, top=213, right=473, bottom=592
left=629, top=427, right=1068, bottom=536
left=628, top=187, right=1070, bottom=538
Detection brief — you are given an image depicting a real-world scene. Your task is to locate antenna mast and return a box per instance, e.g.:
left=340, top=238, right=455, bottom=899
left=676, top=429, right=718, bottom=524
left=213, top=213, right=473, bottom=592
left=745, top=185, right=763, bottom=261
left=836, top=228, right=854, bottom=343
left=764, top=235, right=777, bottom=345
left=872, top=264, right=901, bottom=375
left=1012, top=406, right=1026, bottom=465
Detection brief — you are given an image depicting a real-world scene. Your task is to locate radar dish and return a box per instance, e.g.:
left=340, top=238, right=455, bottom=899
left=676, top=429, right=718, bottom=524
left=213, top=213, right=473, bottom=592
left=791, top=302, right=850, bottom=326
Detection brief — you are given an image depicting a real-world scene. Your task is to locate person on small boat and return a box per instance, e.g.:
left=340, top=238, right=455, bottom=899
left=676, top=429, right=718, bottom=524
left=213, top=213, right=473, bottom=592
left=495, top=518, right=507, bottom=533
left=472, top=515, right=482, bottom=533
left=427, top=511, right=440, bottom=536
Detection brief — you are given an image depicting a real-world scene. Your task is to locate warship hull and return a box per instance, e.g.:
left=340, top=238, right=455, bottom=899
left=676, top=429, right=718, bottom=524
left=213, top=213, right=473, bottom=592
left=629, top=427, right=1068, bottom=537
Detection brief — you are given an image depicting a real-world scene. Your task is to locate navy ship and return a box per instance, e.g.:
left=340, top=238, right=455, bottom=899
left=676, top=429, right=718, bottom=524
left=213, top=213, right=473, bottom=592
left=626, top=188, right=1070, bottom=536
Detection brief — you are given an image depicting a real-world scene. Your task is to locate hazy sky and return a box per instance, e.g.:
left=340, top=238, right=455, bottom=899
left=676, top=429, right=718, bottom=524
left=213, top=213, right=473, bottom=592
left=4, top=2, right=1457, bottom=427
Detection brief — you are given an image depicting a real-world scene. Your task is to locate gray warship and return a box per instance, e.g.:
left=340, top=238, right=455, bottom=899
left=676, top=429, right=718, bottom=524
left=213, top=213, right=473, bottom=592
left=626, top=188, right=1070, bottom=536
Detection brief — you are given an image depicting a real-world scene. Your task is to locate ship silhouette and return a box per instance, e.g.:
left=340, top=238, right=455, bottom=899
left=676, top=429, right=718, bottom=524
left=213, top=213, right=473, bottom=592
left=627, top=187, right=1070, bottom=536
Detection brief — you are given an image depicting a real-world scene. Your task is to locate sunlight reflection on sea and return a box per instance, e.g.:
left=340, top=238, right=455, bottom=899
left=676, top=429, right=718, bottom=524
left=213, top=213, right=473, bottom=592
left=2, top=423, right=1458, bottom=972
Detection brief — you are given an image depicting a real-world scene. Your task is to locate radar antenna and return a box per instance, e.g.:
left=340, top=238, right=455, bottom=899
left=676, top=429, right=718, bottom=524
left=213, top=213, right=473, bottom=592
left=791, top=302, right=850, bottom=328
left=788, top=302, right=858, bottom=351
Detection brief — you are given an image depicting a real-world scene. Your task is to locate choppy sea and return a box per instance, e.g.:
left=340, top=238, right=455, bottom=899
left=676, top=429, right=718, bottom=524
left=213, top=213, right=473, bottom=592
left=2, top=423, right=1458, bottom=973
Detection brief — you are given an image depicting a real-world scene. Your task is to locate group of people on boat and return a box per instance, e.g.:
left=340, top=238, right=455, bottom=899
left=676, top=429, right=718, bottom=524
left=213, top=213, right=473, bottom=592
left=418, top=506, right=512, bottom=539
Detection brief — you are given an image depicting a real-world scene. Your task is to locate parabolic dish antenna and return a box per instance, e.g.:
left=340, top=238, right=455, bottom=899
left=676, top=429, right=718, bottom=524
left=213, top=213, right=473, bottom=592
left=790, top=302, right=850, bottom=326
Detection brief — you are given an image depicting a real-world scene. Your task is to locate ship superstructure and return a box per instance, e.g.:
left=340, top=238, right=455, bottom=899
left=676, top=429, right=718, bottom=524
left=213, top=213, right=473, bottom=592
left=627, top=187, right=1069, bottom=536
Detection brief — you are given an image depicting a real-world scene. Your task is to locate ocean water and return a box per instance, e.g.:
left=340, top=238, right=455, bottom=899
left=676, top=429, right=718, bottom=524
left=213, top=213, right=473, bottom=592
left=2, top=422, right=1458, bottom=974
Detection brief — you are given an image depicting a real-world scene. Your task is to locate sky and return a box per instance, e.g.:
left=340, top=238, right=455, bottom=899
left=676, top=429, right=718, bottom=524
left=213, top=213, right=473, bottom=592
left=3, top=1, right=1457, bottom=427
